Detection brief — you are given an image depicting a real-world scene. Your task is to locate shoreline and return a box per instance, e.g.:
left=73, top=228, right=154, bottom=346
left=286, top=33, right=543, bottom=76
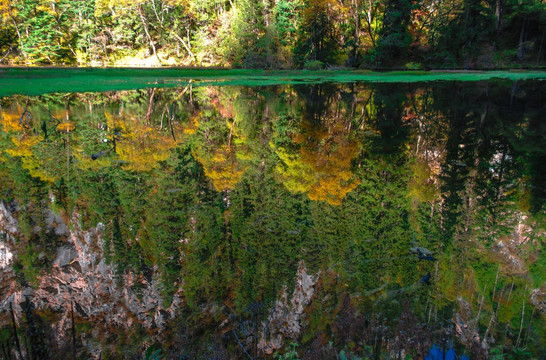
left=1, top=65, right=546, bottom=71
left=1, top=68, right=545, bottom=97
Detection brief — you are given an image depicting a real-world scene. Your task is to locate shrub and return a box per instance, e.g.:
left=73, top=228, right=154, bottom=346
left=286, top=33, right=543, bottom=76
left=303, top=60, right=324, bottom=70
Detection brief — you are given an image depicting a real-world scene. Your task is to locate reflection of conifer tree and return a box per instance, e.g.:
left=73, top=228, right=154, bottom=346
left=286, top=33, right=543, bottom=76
left=294, top=83, right=338, bottom=124
left=228, top=170, right=312, bottom=311
left=22, top=297, right=49, bottom=360
left=472, top=84, right=522, bottom=233
left=433, top=84, right=479, bottom=238
left=526, top=117, right=546, bottom=214
left=54, top=177, right=69, bottom=212
left=100, top=174, right=123, bottom=266
left=369, top=83, right=409, bottom=154
left=145, top=145, right=224, bottom=304
left=511, top=82, right=546, bottom=214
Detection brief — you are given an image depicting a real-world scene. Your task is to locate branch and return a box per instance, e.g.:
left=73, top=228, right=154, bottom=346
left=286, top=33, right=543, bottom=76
left=232, top=330, right=254, bottom=360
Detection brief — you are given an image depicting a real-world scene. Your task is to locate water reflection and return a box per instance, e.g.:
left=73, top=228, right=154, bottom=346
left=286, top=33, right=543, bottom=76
left=2, top=82, right=543, bottom=208
left=0, top=81, right=544, bottom=359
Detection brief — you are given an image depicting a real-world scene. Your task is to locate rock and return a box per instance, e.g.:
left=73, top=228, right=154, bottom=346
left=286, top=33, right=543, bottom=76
left=530, top=288, right=546, bottom=317
left=54, top=246, right=78, bottom=267
left=0, top=210, right=182, bottom=357
left=258, top=262, right=318, bottom=355
left=0, top=201, right=19, bottom=236
left=494, top=214, right=540, bottom=274
left=0, top=241, right=13, bottom=269
left=410, top=246, right=433, bottom=256
left=45, top=209, right=69, bottom=237
left=453, top=297, right=489, bottom=358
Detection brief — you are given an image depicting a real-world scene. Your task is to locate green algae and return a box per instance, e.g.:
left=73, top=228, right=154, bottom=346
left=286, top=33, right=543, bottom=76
left=1, top=68, right=545, bottom=96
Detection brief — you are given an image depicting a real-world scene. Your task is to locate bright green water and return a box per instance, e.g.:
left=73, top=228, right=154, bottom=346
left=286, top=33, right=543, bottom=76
left=1, top=68, right=545, bottom=96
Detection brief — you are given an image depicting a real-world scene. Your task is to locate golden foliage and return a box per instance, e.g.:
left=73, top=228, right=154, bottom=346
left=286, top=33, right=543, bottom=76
left=6, top=136, right=41, bottom=157
left=116, top=130, right=176, bottom=172
left=1, top=108, right=24, bottom=132
left=0, top=0, right=15, bottom=21
left=5, top=134, right=58, bottom=182
left=94, top=0, right=143, bottom=15
left=183, top=113, right=200, bottom=135
left=74, top=150, right=111, bottom=171
left=275, top=115, right=361, bottom=206
left=273, top=144, right=314, bottom=194
left=104, top=111, right=127, bottom=134
left=195, top=144, right=247, bottom=191
left=104, top=111, right=178, bottom=172
left=20, top=155, right=58, bottom=183
left=56, top=122, right=75, bottom=132
left=191, top=90, right=253, bottom=191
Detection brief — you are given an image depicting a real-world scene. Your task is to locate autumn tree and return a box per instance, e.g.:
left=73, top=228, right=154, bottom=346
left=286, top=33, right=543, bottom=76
left=13, top=0, right=76, bottom=63
left=294, top=0, right=343, bottom=67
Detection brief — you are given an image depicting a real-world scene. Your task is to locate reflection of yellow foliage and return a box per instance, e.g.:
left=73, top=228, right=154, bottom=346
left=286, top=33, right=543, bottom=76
left=307, top=170, right=360, bottom=206
left=2, top=104, right=61, bottom=183
left=5, top=135, right=58, bottom=182
left=102, top=111, right=178, bottom=172
left=195, top=145, right=247, bottom=191
left=191, top=99, right=250, bottom=191
left=50, top=109, right=69, bottom=120
left=6, top=136, right=41, bottom=157
left=0, top=0, right=8, bottom=17
left=104, top=111, right=128, bottom=134
left=1, top=108, right=24, bottom=132
left=74, top=151, right=111, bottom=171
left=183, top=113, right=200, bottom=134
left=274, top=145, right=314, bottom=194
left=56, top=122, right=75, bottom=132
left=94, top=0, right=145, bottom=16
left=408, top=159, right=439, bottom=204
left=21, top=156, right=58, bottom=183
left=301, top=137, right=361, bottom=206
left=117, top=127, right=177, bottom=171
left=275, top=118, right=361, bottom=206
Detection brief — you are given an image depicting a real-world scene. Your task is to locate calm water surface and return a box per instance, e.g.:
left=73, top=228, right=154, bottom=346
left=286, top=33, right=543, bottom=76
left=0, top=79, right=544, bottom=359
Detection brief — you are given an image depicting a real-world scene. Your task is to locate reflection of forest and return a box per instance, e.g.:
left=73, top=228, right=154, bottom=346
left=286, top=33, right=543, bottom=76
left=0, top=82, right=544, bottom=359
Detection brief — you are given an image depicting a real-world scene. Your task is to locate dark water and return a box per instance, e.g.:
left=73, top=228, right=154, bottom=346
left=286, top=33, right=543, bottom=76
left=0, top=80, right=544, bottom=359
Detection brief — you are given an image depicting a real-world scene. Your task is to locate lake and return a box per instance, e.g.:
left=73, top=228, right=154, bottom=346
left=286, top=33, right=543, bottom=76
left=0, top=71, right=544, bottom=359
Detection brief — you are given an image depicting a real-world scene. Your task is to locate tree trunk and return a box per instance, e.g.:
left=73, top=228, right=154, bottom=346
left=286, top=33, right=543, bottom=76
left=517, top=16, right=526, bottom=61
left=71, top=302, right=76, bottom=360
left=11, top=17, right=27, bottom=60
left=138, top=5, right=162, bottom=65
left=495, top=0, right=503, bottom=34
left=167, top=28, right=196, bottom=63
left=9, top=303, right=22, bottom=360
left=146, top=88, right=155, bottom=123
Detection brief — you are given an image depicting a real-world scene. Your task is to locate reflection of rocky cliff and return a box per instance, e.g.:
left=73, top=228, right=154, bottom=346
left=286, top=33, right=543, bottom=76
left=0, top=200, right=182, bottom=358
left=0, top=198, right=322, bottom=358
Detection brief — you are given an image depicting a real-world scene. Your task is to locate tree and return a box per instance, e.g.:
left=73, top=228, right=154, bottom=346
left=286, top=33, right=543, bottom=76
left=219, top=0, right=275, bottom=67
left=0, top=0, right=18, bottom=62
left=294, top=0, right=342, bottom=67
left=375, top=0, right=414, bottom=66
left=275, top=0, right=302, bottom=65
left=13, top=0, right=76, bottom=63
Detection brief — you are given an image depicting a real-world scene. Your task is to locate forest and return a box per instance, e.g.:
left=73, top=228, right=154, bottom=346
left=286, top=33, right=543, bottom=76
left=0, top=80, right=544, bottom=359
left=0, top=0, right=545, bottom=69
